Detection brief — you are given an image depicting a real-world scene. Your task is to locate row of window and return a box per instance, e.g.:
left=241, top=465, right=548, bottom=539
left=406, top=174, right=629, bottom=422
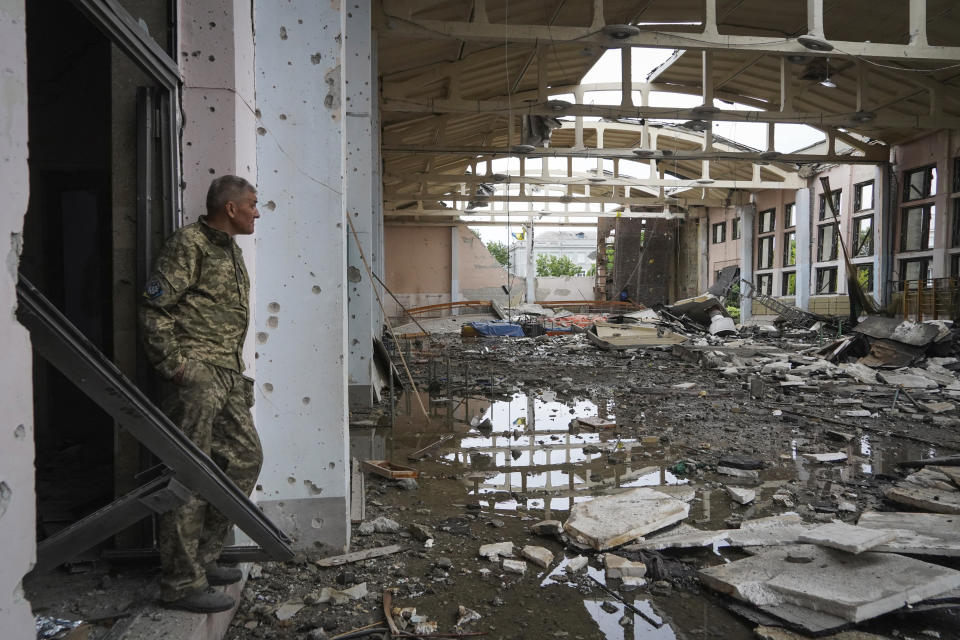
left=750, top=264, right=875, bottom=296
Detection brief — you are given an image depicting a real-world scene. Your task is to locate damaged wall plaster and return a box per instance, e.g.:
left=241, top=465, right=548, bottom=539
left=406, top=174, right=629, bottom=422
left=0, top=1, right=38, bottom=637
left=253, top=0, right=349, bottom=552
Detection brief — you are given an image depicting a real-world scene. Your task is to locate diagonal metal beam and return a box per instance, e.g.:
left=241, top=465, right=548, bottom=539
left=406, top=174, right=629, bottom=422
left=16, top=276, right=294, bottom=563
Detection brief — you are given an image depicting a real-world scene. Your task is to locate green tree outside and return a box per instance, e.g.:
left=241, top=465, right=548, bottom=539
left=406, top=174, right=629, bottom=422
left=536, top=254, right=584, bottom=277
left=485, top=241, right=510, bottom=267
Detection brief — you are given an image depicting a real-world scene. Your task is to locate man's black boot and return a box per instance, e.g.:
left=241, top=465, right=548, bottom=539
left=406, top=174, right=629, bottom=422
left=205, top=564, right=243, bottom=586
left=163, top=587, right=236, bottom=613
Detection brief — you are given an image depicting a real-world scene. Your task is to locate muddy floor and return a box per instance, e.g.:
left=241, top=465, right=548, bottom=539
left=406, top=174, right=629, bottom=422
left=225, top=332, right=960, bottom=640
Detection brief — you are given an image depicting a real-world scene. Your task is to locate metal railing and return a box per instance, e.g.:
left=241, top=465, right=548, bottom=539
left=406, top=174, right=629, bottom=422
left=892, top=277, right=960, bottom=321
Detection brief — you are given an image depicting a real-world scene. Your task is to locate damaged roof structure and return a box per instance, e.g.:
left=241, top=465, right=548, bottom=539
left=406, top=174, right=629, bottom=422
left=3, top=1, right=960, bottom=640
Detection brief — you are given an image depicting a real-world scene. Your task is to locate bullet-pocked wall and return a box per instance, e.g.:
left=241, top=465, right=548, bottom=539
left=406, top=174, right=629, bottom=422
left=253, top=0, right=350, bottom=552
left=0, top=1, right=36, bottom=636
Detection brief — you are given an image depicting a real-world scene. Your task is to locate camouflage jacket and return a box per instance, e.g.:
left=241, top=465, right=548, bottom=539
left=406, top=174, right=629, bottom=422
left=140, top=217, right=250, bottom=378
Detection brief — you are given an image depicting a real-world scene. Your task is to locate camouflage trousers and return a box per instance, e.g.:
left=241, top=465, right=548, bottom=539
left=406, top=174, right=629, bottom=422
left=158, top=360, right=262, bottom=601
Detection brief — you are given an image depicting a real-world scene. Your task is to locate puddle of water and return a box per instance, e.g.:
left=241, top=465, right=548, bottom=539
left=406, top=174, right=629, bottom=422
left=583, top=599, right=676, bottom=640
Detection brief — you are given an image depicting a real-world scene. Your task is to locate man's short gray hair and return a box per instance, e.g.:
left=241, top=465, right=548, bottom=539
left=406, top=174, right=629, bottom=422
left=206, top=175, right=256, bottom=214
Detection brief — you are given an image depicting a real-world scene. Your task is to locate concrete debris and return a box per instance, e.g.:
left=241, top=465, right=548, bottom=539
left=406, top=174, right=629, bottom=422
left=753, top=625, right=891, bottom=640
left=801, top=452, right=848, bottom=463
left=717, top=465, right=760, bottom=479
left=564, top=556, right=589, bottom=573
left=501, top=558, right=527, bottom=574
left=312, top=582, right=367, bottom=606
left=478, top=542, right=514, bottom=561
left=725, top=486, right=756, bottom=505
left=563, top=487, right=690, bottom=550
left=275, top=601, right=306, bottom=620
left=521, top=545, right=554, bottom=569
left=357, top=516, right=401, bottom=535
left=530, top=520, right=564, bottom=537
left=875, top=371, right=939, bottom=389
left=885, top=466, right=960, bottom=514
left=455, top=605, right=481, bottom=627
left=603, top=554, right=647, bottom=579
left=699, top=545, right=960, bottom=624
left=857, top=511, right=960, bottom=557
left=629, top=515, right=813, bottom=552
left=620, top=576, right=647, bottom=590
left=797, top=522, right=900, bottom=554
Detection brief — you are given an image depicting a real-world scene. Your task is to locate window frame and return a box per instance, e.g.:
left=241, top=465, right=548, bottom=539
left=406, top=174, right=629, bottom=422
left=781, top=271, right=796, bottom=296
left=818, top=189, right=842, bottom=221
left=899, top=204, right=934, bottom=252
left=757, top=235, right=775, bottom=270
left=903, top=165, right=937, bottom=202
left=817, top=223, right=839, bottom=262
left=853, top=215, right=874, bottom=257
left=815, top=266, right=838, bottom=294
left=782, top=230, right=796, bottom=266
left=853, top=180, right=874, bottom=212
left=756, top=273, right=772, bottom=296
left=784, top=203, right=796, bottom=229
left=758, top=208, right=776, bottom=233
left=711, top=221, right=726, bottom=244
left=731, top=217, right=741, bottom=240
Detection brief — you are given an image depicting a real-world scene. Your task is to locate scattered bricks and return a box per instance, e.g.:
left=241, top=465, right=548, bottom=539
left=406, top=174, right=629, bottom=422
left=604, top=554, right=647, bottom=579
left=521, top=545, right=554, bottom=569
left=565, top=556, right=589, bottom=573
left=478, top=542, right=514, bottom=561
left=501, top=559, right=526, bottom=575
left=530, top=520, right=564, bottom=537
left=717, top=466, right=759, bottom=479
left=726, top=486, right=756, bottom=505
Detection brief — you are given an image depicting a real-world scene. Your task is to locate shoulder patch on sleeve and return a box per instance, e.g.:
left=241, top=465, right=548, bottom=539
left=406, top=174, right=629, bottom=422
left=144, top=279, right=164, bottom=300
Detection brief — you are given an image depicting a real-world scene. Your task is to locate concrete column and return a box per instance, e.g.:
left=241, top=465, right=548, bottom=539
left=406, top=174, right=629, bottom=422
left=739, top=204, right=756, bottom=320
left=526, top=224, right=535, bottom=302
left=875, top=164, right=891, bottom=305
left=795, top=186, right=812, bottom=310
left=698, top=210, right=709, bottom=292
left=179, top=0, right=259, bottom=373
left=450, top=226, right=460, bottom=306
left=254, top=0, right=350, bottom=552
left=344, top=2, right=376, bottom=407
left=372, top=32, right=384, bottom=331
left=0, top=4, right=36, bottom=636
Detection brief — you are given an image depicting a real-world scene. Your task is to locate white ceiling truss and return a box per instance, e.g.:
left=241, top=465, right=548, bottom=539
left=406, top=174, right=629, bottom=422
left=376, top=0, right=960, bottom=224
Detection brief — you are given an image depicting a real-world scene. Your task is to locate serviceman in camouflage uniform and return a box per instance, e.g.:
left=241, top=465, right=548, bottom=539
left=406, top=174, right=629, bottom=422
left=140, top=175, right=262, bottom=613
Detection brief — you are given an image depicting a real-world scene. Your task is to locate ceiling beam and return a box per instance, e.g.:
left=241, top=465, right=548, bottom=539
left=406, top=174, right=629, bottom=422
left=374, top=14, right=960, bottom=63
left=384, top=209, right=699, bottom=219
left=381, top=97, right=960, bottom=130
left=383, top=171, right=805, bottom=190
left=382, top=144, right=888, bottom=164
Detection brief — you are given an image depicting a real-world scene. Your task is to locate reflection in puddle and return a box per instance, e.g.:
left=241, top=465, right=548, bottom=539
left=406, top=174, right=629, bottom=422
left=435, top=393, right=686, bottom=512
left=583, top=599, right=676, bottom=640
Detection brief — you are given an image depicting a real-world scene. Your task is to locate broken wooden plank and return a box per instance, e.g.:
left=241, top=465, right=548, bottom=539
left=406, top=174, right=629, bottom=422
left=316, top=544, right=404, bottom=567
left=360, top=459, right=419, bottom=479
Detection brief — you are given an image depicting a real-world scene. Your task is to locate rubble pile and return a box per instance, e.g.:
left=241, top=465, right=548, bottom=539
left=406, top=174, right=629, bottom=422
left=221, top=303, right=960, bottom=640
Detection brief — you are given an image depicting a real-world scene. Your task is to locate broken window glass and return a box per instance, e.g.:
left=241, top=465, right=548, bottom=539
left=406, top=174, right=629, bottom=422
left=782, top=231, right=796, bottom=266
left=903, top=165, right=937, bottom=201
left=782, top=271, right=796, bottom=296
left=853, top=216, right=873, bottom=257
left=817, top=224, right=838, bottom=261
left=899, top=205, right=934, bottom=251
left=816, top=266, right=837, bottom=293
left=757, top=236, right=774, bottom=269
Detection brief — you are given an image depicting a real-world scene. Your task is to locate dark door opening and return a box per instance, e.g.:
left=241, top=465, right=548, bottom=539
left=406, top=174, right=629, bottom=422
left=23, top=0, right=116, bottom=546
